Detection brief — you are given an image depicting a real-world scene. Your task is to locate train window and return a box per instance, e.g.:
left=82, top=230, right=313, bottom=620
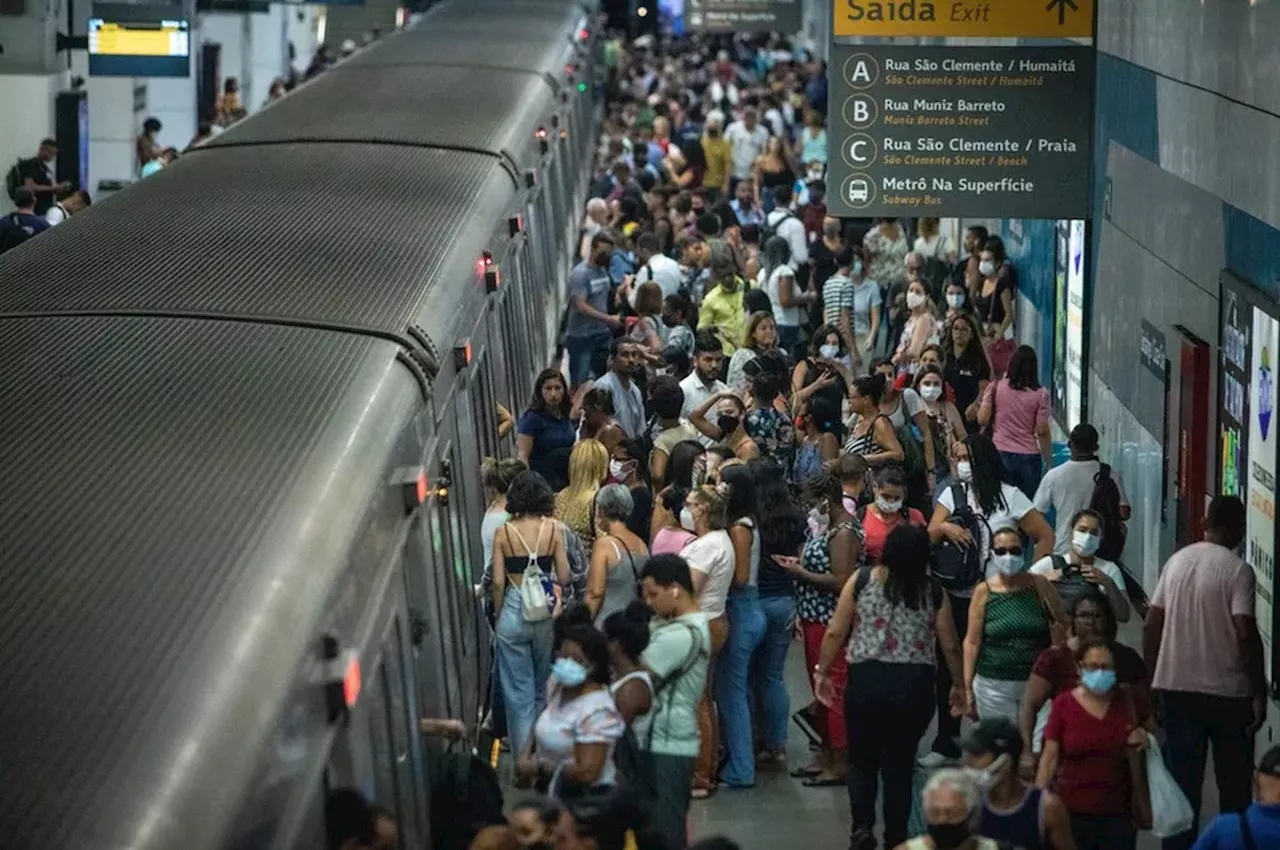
left=499, top=291, right=526, bottom=415
left=426, top=506, right=461, bottom=717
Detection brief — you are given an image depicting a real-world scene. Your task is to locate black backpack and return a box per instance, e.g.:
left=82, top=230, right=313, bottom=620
left=1090, top=463, right=1127, bottom=562
left=931, top=483, right=990, bottom=593
left=4, top=160, right=23, bottom=201
left=0, top=214, right=33, bottom=255
left=761, top=209, right=796, bottom=244
left=1049, top=554, right=1092, bottom=612
left=428, top=751, right=506, bottom=850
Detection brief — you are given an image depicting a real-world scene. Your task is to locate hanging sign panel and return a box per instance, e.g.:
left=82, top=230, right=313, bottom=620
left=833, top=0, right=1096, bottom=39
left=1249, top=307, right=1278, bottom=689
left=686, top=0, right=803, bottom=32
left=826, top=45, right=1094, bottom=219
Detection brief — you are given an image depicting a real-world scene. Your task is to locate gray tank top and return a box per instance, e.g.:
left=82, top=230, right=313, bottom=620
left=593, top=537, right=648, bottom=627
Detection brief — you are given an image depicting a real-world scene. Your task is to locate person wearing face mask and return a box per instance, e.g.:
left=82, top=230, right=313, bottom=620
left=1037, top=638, right=1152, bottom=850
left=557, top=439, right=611, bottom=552
left=688, top=390, right=759, bottom=461
left=960, top=718, right=1075, bottom=850
left=1028, top=509, right=1130, bottom=622
left=860, top=467, right=926, bottom=565
left=792, top=323, right=855, bottom=415
left=518, top=624, right=626, bottom=830
left=915, top=364, right=967, bottom=494
left=771, top=458, right=866, bottom=789
left=1020, top=589, right=1147, bottom=780
left=566, top=233, right=625, bottom=388
left=676, top=486, right=734, bottom=798
left=818, top=526, right=964, bottom=848
left=973, top=237, right=1017, bottom=376
left=942, top=281, right=973, bottom=327
left=896, top=769, right=1000, bottom=850
left=892, top=277, right=939, bottom=377
left=963, top=526, right=1068, bottom=726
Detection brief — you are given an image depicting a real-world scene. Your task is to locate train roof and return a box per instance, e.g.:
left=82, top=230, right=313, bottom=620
left=205, top=64, right=557, bottom=175
left=0, top=143, right=512, bottom=359
left=0, top=314, right=422, bottom=849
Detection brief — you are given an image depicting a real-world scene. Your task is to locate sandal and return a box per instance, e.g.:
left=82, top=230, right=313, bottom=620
left=789, top=765, right=821, bottom=778
left=690, top=783, right=717, bottom=800
left=802, top=774, right=846, bottom=788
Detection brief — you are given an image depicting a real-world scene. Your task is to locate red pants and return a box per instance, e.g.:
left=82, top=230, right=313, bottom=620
left=801, top=619, right=847, bottom=749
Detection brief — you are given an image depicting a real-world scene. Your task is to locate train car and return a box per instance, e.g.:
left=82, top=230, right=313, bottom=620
left=0, top=1, right=600, bottom=847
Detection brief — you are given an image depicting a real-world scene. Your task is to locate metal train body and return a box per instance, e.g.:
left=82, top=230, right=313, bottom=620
left=0, top=2, right=599, bottom=847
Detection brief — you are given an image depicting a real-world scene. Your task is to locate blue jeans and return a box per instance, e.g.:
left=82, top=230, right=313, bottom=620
left=999, top=450, right=1043, bottom=500
left=565, top=330, right=612, bottom=387
left=715, top=586, right=767, bottom=786
left=776, top=324, right=801, bottom=359
left=495, top=586, right=553, bottom=757
left=757, top=594, right=797, bottom=753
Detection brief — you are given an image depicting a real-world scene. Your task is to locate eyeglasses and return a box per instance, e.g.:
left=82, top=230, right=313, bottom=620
left=991, top=547, right=1023, bottom=556
left=1073, top=611, right=1101, bottom=620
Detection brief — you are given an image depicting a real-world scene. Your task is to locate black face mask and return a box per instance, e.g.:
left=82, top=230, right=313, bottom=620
left=926, top=823, right=972, bottom=850
left=717, top=415, right=740, bottom=435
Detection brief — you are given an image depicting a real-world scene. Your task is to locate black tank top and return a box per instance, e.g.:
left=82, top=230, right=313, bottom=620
left=980, top=787, right=1043, bottom=850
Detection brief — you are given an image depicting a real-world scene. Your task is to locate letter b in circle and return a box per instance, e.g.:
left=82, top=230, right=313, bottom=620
left=842, top=95, right=877, bottom=130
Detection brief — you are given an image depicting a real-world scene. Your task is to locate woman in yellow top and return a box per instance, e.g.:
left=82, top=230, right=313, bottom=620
left=697, top=253, right=747, bottom=356
left=554, top=439, right=609, bottom=550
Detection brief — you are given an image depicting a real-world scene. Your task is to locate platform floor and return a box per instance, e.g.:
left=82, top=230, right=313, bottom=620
left=693, top=618, right=1222, bottom=850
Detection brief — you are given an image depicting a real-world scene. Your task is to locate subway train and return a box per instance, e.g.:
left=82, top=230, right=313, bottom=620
left=0, top=1, right=601, bottom=847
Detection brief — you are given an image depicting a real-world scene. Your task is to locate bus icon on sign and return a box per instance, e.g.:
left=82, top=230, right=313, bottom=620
left=841, top=173, right=875, bottom=210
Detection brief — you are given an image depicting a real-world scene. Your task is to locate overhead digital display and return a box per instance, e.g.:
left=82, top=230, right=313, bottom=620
left=89, top=4, right=190, bottom=78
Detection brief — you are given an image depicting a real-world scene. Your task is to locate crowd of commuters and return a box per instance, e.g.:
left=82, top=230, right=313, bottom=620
left=470, top=18, right=1277, bottom=850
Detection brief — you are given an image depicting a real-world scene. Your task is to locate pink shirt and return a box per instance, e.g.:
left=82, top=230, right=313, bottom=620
left=984, top=379, right=1049, bottom=455
left=651, top=527, right=696, bottom=556
left=1150, top=541, right=1256, bottom=697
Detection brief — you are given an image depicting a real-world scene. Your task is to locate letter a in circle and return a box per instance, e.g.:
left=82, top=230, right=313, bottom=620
left=843, top=53, right=878, bottom=91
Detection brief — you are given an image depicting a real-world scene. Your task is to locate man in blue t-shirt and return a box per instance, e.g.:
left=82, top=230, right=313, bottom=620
left=0, top=188, right=51, bottom=254
left=564, top=231, right=621, bottom=387
left=1192, top=744, right=1280, bottom=849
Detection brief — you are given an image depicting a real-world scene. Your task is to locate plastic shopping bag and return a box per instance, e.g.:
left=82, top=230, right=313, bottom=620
left=1146, top=734, right=1195, bottom=838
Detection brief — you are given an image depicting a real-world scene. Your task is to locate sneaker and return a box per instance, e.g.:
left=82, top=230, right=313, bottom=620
left=917, top=751, right=957, bottom=769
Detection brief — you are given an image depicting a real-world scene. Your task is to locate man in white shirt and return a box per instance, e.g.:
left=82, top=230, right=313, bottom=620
left=679, top=332, right=729, bottom=446
left=724, top=108, right=769, bottom=186
left=1033, top=424, right=1129, bottom=556
left=764, top=184, right=809, bottom=269
left=630, top=232, right=684, bottom=304
left=45, top=187, right=88, bottom=226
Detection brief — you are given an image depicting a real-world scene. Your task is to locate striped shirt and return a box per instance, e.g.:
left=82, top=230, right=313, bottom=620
left=822, top=273, right=854, bottom=325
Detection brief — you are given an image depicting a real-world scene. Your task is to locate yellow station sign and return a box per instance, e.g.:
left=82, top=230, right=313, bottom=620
left=833, top=0, right=1095, bottom=39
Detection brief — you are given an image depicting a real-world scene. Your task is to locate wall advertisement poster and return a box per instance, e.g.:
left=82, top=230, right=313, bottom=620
left=1249, top=307, right=1278, bottom=688
left=1065, top=220, right=1086, bottom=428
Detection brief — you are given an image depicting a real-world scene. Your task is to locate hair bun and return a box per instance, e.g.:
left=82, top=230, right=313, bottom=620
left=623, top=600, right=653, bottom=625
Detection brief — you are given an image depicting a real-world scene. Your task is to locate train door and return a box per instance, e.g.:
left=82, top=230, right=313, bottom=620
left=403, top=456, right=455, bottom=721
left=1173, top=328, right=1211, bottom=546
left=438, top=404, right=485, bottom=725
left=328, top=571, right=427, bottom=849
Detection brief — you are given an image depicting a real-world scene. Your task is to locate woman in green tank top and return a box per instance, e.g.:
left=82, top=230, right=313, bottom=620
left=962, top=527, right=1068, bottom=724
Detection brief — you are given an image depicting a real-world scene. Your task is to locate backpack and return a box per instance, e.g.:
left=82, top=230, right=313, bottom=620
left=428, top=751, right=505, bottom=850
left=895, top=420, right=926, bottom=477
left=1049, top=554, right=1092, bottom=613
left=4, top=160, right=22, bottom=201
left=0, top=215, right=33, bottom=255
left=508, top=522, right=553, bottom=622
left=931, top=483, right=990, bottom=593
left=1090, top=463, right=1128, bottom=562
left=761, top=210, right=796, bottom=244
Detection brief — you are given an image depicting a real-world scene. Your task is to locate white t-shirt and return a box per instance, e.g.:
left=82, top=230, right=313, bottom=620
left=724, top=120, right=769, bottom=180
left=1033, top=459, right=1129, bottom=555
left=762, top=263, right=802, bottom=328
left=936, top=481, right=1035, bottom=591
left=632, top=253, right=684, bottom=303
left=678, top=373, right=730, bottom=448
left=1029, top=554, right=1124, bottom=590
left=885, top=388, right=925, bottom=429
left=682, top=529, right=736, bottom=617
left=533, top=687, right=625, bottom=788
left=914, top=233, right=954, bottom=261
left=766, top=207, right=809, bottom=267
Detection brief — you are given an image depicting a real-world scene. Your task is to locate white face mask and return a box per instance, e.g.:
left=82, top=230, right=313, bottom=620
left=679, top=507, right=697, bottom=532
left=992, top=553, right=1024, bottom=576
left=956, top=461, right=973, bottom=482
left=964, top=755, right=1008, bottom=792
left=876, top=496, right=903, bottom=514
left=609, top=459, right=626, bottom=479
left=920, top=384, right=943, bottom=402
left=906, top=291, right=927, bottom=309
left=946, top=293, right=965, bottom=309
left=819, top=343, right=840, bottom=359
left=1073, top=530, right=1101, bottom=557
left=979, top=260, right=996, bottom=277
